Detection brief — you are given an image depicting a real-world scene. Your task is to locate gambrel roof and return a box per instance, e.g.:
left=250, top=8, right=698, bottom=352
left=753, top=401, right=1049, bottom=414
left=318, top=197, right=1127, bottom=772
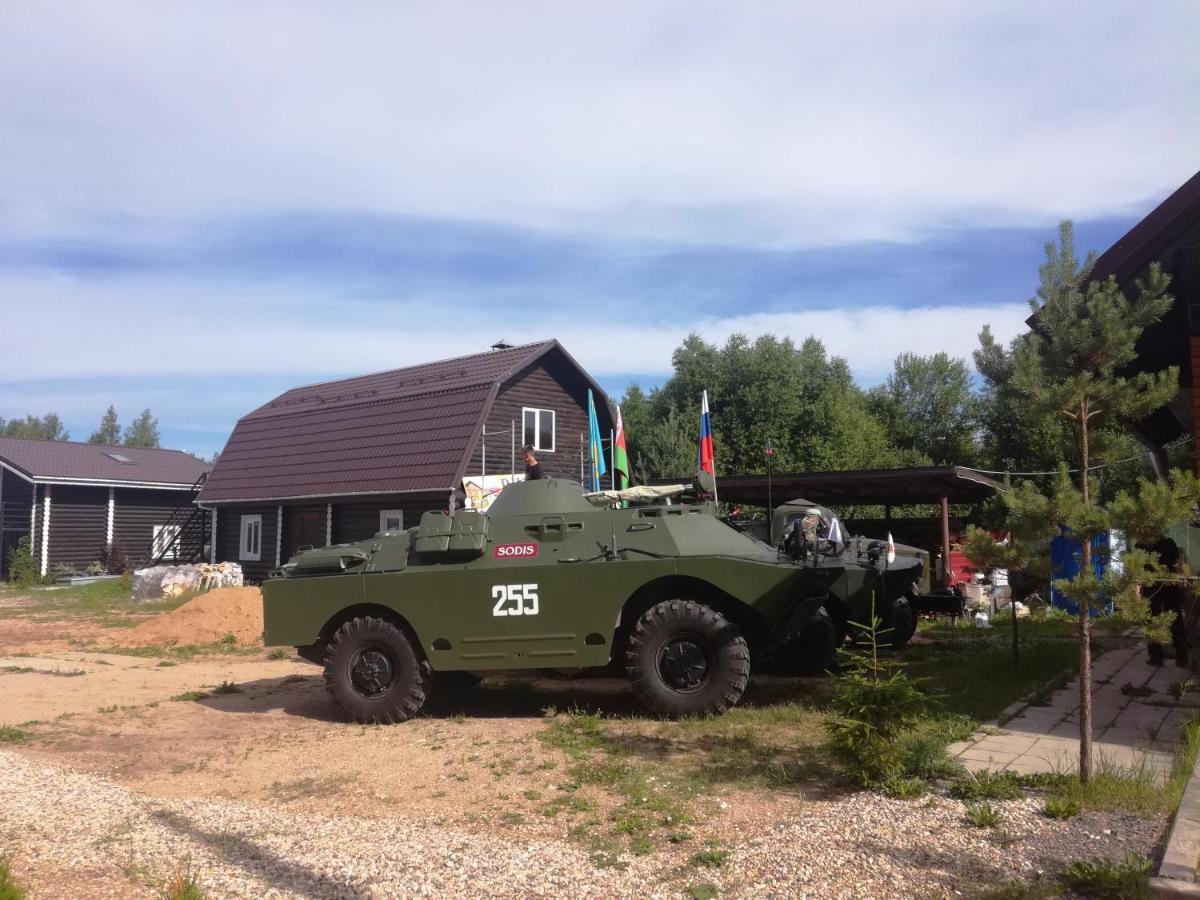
left=198, top=340, right=607, bottom=503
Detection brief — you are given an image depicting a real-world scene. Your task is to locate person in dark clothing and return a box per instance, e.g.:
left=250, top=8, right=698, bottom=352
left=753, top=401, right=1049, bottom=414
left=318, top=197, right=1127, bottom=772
left=1147, top=538, right=1190, bottom=668
left=523, top=445, right=544, bottom=481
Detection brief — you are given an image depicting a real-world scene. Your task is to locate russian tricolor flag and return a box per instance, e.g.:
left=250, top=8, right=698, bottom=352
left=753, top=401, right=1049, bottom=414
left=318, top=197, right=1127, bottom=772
left=697, top=390, right=715, bottom=477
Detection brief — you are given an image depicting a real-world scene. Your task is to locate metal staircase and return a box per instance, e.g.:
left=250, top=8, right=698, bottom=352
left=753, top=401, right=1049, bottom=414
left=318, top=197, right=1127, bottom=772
left=144, top=472, right=211, bottom=567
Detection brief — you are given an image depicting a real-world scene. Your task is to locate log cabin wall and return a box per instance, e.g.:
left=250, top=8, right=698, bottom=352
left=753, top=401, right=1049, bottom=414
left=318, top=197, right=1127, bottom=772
left=468, top=354, right=613, bottom=483
left=111, top=487, right=203, bottom=567
left=0, top=469, right=34, bottom=579
left=44, top=485, right=108, bottom=569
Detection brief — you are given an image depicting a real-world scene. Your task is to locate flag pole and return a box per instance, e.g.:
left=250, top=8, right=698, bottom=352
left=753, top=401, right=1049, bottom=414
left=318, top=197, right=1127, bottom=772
left=610, top=429, right=615, bottom=490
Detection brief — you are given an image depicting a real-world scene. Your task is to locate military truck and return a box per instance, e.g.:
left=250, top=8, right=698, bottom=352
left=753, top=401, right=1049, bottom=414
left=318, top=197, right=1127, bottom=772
left=262, top=477, right=911, bottom=723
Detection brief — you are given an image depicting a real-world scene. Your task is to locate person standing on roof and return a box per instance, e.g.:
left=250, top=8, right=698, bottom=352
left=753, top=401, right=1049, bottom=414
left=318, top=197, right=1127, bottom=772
left=523, top=445, right=544, bottom=481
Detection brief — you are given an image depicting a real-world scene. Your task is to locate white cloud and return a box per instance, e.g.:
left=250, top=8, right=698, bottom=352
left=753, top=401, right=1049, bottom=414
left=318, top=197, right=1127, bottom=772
left=0, top=271, right=1026, bottom=384
left=0, top=2, right=1196, bottom=246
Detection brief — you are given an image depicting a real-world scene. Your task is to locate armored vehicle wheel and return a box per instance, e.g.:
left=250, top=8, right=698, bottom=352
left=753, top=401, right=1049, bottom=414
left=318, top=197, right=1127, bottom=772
left=625, top=599, right=750, bottom=717
left=794, top=607, right=839, bottom=674
left=888, top=598, right=917, bottom=648
left=324, top=616, right=430, bottom=723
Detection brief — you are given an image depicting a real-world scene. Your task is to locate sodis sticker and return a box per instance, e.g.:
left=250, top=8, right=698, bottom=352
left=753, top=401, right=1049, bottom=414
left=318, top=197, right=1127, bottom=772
left=492, top=542, right=539, bottom=559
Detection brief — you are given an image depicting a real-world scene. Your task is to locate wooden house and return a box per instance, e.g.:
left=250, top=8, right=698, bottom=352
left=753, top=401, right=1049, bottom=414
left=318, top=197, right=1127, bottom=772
left=0, top=438, right=210, bottom=578
left=197, top=340, right=614, bottom=581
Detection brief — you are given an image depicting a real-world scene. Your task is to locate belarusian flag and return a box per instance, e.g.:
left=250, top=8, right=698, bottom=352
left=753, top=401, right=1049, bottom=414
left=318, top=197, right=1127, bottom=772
left=614, top=406, right=629, bottom=490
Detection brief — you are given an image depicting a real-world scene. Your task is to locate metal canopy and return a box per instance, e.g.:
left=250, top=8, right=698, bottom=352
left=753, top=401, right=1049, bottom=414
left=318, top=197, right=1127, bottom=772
left=710, top=466, right=1004, bottom=508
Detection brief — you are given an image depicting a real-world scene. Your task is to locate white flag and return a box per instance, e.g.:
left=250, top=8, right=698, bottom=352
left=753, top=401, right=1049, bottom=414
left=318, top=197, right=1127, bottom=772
left=886, top=531, right=896, bottom=564
left=828, top=516, right=844, bottom=550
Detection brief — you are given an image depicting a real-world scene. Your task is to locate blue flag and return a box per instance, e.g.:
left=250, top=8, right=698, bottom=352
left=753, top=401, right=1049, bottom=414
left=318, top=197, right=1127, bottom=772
left=587, top=389, right=607, bottom=492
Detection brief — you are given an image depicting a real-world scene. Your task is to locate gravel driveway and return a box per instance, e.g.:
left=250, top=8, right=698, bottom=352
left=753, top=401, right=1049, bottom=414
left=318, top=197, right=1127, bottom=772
left=0, top=748, right=1167, bottom=899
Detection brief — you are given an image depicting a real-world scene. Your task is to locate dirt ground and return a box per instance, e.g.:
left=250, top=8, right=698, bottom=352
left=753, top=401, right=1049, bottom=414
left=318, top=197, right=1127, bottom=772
left=0, top=592, right=1175, bottom=899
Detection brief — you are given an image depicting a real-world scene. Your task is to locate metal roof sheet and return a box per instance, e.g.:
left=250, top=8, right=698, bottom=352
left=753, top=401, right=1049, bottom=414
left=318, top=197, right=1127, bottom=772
left=0, top=438, right=210, bottom=486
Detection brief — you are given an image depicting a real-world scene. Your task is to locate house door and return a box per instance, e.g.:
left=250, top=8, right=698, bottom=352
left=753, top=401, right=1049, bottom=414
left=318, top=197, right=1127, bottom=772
left=285, top=507, right=326, bottom=559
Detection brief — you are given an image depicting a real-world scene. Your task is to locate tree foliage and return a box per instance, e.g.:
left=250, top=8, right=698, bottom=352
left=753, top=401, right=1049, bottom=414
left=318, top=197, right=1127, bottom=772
left=87, top=405, right=121, bottom=444
left=0, top=413, right=69, bottom=441
left=965, top=220, right=1185, bottom=783
left=122, top=408, right=160, bottom=449
left=622, top=333, right=911, bottom=480
left=867, top=352, right=980, bottom=465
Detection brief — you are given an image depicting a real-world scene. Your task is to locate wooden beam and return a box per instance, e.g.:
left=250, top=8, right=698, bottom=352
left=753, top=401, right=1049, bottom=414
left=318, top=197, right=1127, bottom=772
left=941, top=495, right=952, bottom=588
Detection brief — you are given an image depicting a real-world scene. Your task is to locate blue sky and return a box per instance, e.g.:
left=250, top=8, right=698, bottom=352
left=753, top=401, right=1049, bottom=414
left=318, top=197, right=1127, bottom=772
left=0, top=2, right=1197, bottom=458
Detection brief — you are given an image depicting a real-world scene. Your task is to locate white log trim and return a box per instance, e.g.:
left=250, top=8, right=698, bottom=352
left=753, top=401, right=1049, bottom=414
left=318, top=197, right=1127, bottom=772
left=275, top=505, right=283, bottom=568
left=40, top=486, right=51, bottom=576
left=209, top=508, right=218, bottom=564
left=30, top=484, right=37, bottom=548
left=325, top=503, right=333, bottom=546
left=105, top=488, right=115, bottom=547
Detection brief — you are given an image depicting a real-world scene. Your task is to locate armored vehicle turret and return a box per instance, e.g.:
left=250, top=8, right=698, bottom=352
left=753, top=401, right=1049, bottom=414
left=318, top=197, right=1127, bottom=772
left=262, top=477, right=915, bottom=723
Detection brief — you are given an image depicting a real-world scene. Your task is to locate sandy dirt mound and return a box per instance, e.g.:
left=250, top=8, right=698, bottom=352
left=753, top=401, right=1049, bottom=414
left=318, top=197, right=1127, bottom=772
left=118, top=586, right=264, bottom=646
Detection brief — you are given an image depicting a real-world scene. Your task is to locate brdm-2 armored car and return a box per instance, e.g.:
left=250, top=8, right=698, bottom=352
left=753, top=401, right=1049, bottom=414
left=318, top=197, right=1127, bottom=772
left=261, top=477, right=920, bottom=722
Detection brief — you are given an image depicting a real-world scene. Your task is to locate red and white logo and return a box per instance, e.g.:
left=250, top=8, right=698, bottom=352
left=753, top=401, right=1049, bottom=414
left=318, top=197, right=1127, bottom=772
left=493, top=542, right=539, bottom=559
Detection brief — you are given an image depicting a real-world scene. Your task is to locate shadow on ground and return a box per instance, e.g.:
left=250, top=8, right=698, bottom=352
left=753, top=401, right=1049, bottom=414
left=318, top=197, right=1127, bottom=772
left=202, top=671, right=835, bottom=723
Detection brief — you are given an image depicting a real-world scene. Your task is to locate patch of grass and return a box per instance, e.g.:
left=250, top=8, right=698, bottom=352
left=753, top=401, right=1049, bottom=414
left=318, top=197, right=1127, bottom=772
left=0, top=854, right=26, bottom=900
left=156, top=660, right=177, bottom=667
left=159, top=861, right=206, bottom=900
left=269, top=774, right=356, bottom=802
left=685, top=884, right=718, bottom=900
left=882, top=776, right=928, bottom=799
left=499, top=811, right=524, bottom=826
left=211, top=681, right=242, bottom=695
left=1040, top=720, right=1200, bottom=821
left=900, top=633, right=1083, bottom=722
left=1059, top=854, right=1151, bottom=899
left=965, top=800, right=1002, bottom=828
left=96, top=640, right=261, bottom=660
left=899, top=727, right=963, bottom=780
left=949, top=770, right=1024, bottom=801
left=171, top=690, right=209, bottom=702
left=266, top=648, right=289, bottom=660
left=1042, top=796, right=1082, bottom=819
left=688, top=848, right=728, bottom=869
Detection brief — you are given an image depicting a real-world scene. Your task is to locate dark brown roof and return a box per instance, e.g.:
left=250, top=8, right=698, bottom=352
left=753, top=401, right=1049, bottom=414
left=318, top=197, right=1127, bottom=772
left=199, top=341, right=604, bottom=503
left=0, top=438, right=210, bottom=487
left=679, top=466, right=1003, bottom=508
left=1090, top=169, right=1200, bottom=285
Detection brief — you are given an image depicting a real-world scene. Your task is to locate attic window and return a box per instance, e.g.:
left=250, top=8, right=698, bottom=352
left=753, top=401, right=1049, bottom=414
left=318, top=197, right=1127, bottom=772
left=103, top=452, right=136, bottom=465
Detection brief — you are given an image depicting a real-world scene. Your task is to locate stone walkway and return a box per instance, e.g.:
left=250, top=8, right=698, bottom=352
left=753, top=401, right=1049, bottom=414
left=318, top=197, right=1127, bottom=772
left=948, top=644, right=1195, bottom=776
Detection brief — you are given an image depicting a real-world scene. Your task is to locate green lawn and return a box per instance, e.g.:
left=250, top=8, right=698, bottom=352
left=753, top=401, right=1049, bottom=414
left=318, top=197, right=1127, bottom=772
left=0, top=578, right=195, bottom=626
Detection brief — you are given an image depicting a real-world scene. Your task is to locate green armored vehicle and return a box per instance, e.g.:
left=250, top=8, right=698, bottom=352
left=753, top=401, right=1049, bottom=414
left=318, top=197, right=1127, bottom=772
left=262, top=477, right=913, bottom=723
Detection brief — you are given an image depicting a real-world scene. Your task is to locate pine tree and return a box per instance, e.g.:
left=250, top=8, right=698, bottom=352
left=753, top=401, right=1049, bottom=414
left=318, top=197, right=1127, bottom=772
left=122, top=409, right=160, bottom=449
left=88, top=406, right=121, bottom=444
left=966, top=221, right=1190, bottom=783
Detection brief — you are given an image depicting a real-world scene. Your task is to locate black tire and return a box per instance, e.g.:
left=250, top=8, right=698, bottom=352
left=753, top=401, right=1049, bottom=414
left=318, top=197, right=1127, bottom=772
left=794, top=607, right=838, bottom=674
left=888, top=598, right=917, bottom=648
left=624, top=599, right=750, bottom=717
left=323, top=616, right=430, bottom=723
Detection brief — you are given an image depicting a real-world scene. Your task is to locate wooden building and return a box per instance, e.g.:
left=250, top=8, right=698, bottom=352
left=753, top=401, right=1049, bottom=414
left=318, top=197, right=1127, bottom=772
left=0, top=438, right=211, bottom=578
left=1082, top=169, right=1200, bottom=475
left=197, top=340, right=614, bottom=581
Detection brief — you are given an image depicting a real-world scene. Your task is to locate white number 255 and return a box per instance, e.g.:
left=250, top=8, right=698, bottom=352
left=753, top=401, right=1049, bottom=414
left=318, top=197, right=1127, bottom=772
left=491, top=583, right=539, bottom=617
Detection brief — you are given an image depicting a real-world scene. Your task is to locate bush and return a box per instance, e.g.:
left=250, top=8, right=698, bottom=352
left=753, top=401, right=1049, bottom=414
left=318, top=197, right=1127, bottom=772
left=0, top=854, right=26, bottom=900
left=949, top=770, right=1024, bottom=801
left=1042, top=796, right=1082, bottom=819
left=84, top=560, right=108, bottom=576
left=6, top=537, right=37, bottom=587
left=825, top=608, right=929, bottom=787
left=1059, top=854, right=1151, bottom=899
left=965, top=800, right=1002, bottom=827
left=100, top=539, right=131, bottom=575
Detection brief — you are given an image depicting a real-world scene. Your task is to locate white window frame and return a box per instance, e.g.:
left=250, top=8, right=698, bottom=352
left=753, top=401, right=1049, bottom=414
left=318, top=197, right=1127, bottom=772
left=379, top=509, right=404, bottom=533
left=152, top=524, right=181, bottom=562
left=522, top=407, right=556, bottom=453
left=240, top=514, right=262, bottom=562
